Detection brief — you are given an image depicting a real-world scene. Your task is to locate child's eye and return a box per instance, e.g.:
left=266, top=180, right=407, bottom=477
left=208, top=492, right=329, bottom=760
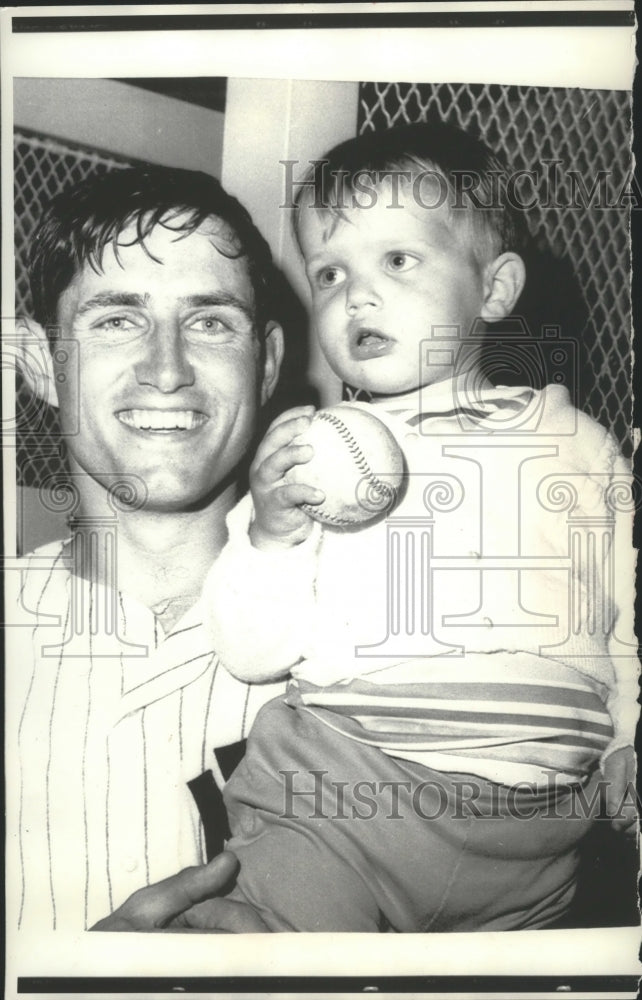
left=386, top=253, right=419, bottom=272
left=316, top=266, right=345, bottom=289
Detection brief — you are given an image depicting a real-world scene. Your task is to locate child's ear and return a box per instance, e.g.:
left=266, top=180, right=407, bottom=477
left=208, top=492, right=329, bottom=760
left=480, top=252, right=526, bottom=322
left=16, top=316, right=59, bottom=408
left=260, top=321, right=285, bottom=404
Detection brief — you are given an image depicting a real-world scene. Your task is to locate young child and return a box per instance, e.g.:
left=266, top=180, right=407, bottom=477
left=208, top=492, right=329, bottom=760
left=203, top=122, right=638, bottom=931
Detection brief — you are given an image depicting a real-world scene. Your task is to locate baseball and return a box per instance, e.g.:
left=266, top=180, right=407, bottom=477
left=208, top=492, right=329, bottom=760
left=286, top=404, right=405, bottom=528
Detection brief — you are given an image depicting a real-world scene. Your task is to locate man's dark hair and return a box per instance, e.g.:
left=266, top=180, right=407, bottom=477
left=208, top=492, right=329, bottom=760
left=293, top=120, right=531, bottom=265
left=29, top=165, right=277, bottom=335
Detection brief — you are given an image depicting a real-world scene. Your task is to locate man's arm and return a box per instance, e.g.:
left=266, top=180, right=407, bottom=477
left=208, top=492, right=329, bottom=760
left=91, top=852, right=269, bottom=933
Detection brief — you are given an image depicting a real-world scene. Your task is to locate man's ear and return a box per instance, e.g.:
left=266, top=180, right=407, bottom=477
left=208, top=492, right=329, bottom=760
left=480, top=252, right=526, bottom=323
left=16, top=316, right=59, bottom=408
left=260, top=321, right=284, bottom=404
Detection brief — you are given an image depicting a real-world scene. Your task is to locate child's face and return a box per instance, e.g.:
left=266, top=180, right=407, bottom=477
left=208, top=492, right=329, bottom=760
left=298, top=179, right=487, bottom=397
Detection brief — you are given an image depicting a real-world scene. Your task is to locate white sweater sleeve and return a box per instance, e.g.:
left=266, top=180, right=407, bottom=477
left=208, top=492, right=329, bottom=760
left=202, top=494, right=322, bottom=683
left=545, top=401, right=639, bottom=762
left=602, top=450, right=640, bottom=759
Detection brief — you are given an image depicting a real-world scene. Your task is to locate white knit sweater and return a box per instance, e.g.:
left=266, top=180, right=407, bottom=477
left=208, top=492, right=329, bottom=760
left=204, top=383, right=638, bottom=781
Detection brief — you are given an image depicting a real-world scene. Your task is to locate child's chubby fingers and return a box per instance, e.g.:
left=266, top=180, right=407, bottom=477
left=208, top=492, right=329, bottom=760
left=276, top=482, right=326, bottom=511
left=248, top=407, right=323, bottom=549
left=251, top=407, right=316, bottom=472
left=253, top=442, right=315, bottom=491
left=249, top=483, right=323, bottom=550
left=265, top=404, right=316, bottom=433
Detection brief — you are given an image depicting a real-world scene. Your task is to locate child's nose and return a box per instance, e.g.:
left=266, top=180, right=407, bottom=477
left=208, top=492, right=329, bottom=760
left=345, top=275, right=382, bottom=314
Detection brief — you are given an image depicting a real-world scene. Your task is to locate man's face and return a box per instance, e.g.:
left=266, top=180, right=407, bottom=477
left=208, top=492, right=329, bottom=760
left=53, top=216, right=278, bottom=512
left=298, top=179, right=486, bottom=397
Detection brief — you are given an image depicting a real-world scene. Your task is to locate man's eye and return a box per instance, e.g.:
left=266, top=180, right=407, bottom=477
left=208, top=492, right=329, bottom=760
left=95, top=315, right=138, bottom=332
left=387, top=253, right=418, bottom=272
left=187, top=315, right=228, bottom=335
left=316, top=266, right=345, bottom=289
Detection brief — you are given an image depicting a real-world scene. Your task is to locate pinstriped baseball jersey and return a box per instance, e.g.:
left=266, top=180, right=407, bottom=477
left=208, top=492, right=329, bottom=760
left=7, top=540, right=284, bottom=930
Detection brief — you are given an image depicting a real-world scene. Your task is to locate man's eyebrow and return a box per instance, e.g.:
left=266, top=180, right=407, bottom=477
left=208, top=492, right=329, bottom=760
left=76, top=292, right=149, bottom=316
left=179, top=294, right=254, bottom=319
left=75, top=291, right=255, bottom=320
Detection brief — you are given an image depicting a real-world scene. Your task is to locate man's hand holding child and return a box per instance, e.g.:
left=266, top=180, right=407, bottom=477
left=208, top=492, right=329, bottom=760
left=602, top=745, right=638, bottom=834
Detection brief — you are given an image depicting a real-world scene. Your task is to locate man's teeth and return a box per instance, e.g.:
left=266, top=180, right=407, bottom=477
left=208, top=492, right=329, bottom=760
left=358, top=331, right=386, bottom=345
left=119, top=410, right=205, bottom=430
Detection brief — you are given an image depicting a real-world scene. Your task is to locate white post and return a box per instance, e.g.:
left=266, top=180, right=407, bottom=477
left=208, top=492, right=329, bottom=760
left=222, top=78, right=359, bottom=404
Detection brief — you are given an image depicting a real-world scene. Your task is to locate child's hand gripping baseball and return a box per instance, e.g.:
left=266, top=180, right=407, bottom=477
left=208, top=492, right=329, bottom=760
left=249, top=406, right=325, bottom=551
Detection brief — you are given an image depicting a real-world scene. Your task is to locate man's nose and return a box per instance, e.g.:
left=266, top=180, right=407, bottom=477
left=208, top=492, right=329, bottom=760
left=134, top=324, right=195, bottom=392
left=346, top=274, right=382, bottom=315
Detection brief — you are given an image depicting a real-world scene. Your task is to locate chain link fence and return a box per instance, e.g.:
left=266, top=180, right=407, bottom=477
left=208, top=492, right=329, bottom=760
left=13, top=86, right=634, bottom=495
left=358, top=83, right=633, bottom=455
left=14, top=128, right=136, bottom=487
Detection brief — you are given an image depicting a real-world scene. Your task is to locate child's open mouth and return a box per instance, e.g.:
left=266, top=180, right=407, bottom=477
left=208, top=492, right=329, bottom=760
left=350, top=328, right=394, bottom=360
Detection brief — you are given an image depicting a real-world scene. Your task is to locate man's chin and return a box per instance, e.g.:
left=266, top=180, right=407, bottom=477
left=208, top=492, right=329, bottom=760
left=68, top=459, right=241, bottom=517
left=127, top=492, right=214, bottom=515
left=134, top=473, right=239, bottom=516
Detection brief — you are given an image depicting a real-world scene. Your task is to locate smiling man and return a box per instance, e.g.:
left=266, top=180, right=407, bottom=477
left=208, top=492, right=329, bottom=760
left=9, top=167, right=286, bottom=930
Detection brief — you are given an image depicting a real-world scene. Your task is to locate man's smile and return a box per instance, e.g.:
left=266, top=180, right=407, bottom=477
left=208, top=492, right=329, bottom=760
left=116, top=409, right=209, bottom=432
